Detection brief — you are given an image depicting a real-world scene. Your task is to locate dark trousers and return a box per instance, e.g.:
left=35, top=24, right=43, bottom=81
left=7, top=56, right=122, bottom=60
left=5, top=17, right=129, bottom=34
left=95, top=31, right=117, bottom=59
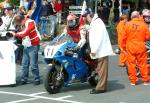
left=102, top=8, right=111, bottom=24
left=15, top=45, right=24, bottom=65
left=113, top=8, right=119, bottom=23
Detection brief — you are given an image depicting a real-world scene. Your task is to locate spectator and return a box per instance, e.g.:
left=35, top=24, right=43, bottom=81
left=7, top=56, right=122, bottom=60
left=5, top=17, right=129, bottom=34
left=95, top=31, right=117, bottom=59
left=39, top=0, right=48, bottom=39
left=87, top=0, right=94, bottom=9
left=47, top=0, right=57, bottom=38
left=122, top=1, right=130, bottom=16
left=116, top=15, right=128, bottom=67
left=113, top=0, right=120, bottom=23
left=0, top=0, right=10, bottom=10
left=128, top=1, right=136, bottom=19
left=143, top=10, right=150, bottom=73
left=100, top=0, right=112, bottom=24
left=140, top=0, right=150, bottom=10
left=54, top=0, right=63, bottom=24
left=86, top=10, right=114, bottom=94
left=26, top=0, right=35, bottom=18
left=120, top=11, right=150, bottom=85
left=10, top=15, right=41, bottom=85
left=0, top=4, right=15, bottom=32
left=139, top=9, right=149, bottom=22
left=20, top=0, right=29, bottom=12
left=19, top=6, right=27, bottom=15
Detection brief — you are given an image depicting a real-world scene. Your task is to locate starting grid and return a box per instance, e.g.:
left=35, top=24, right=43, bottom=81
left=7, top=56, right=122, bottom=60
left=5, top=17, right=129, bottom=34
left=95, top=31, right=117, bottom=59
left=0, top=91, right=83, bottom=103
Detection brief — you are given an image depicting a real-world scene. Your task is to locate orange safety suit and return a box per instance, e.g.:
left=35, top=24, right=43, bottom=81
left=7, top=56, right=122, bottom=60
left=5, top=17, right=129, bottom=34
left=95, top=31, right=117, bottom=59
left=120, top=18, right=150, bottom=84
left=117, top=20, right=127, bottom=66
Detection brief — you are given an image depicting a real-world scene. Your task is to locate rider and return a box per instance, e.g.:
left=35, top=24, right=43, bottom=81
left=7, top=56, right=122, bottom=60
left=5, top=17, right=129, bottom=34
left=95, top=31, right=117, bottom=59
left=62, top=13, right=94, bottom=69
left=62, top=13, right=87, bottom=49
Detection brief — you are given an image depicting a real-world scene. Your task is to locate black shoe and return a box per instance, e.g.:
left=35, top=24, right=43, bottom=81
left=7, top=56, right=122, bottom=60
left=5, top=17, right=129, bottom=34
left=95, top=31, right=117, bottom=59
left=20, top=81, right=27, bottom=85
left=90, top=89, right=106, bottom=94
left=33, top=81, right=40, bottom=86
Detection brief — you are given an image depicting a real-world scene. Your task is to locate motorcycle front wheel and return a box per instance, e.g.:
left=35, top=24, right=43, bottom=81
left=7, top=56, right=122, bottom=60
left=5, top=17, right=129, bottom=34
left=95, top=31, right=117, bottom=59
left=44, top=64, right=64, bottom=94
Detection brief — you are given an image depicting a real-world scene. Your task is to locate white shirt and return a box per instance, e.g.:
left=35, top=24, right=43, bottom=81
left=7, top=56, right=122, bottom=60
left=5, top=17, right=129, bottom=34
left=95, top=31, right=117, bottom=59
left=0, top=15, right=15, bottom=37
left=89, top=14, right=114, bottom=59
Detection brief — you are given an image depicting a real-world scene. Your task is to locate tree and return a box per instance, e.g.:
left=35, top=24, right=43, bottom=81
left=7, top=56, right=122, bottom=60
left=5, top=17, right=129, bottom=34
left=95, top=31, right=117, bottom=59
left=0, top=0, right=20, bottom=6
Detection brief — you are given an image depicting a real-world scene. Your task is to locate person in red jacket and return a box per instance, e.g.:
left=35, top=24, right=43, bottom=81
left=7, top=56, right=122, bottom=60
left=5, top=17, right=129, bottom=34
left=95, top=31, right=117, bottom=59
left=10, top=15, right=41, bottom=85
left=54, top=0, right=63, bottom=24
left=61, top=13, right=87, bottom=50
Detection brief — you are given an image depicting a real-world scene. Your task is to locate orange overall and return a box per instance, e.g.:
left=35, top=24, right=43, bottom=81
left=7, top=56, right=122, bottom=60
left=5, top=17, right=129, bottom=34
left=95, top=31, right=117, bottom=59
left=117, top=21, right=127, bottom=66
left=121, top=18, right=150, bottom=84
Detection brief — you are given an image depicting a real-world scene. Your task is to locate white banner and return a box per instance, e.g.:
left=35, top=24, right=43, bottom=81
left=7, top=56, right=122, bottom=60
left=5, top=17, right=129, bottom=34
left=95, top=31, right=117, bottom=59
left=0, top=41, right=17, bottom=85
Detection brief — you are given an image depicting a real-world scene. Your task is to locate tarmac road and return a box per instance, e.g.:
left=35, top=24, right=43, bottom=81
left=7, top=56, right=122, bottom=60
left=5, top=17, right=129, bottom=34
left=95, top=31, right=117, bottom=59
left=0, top=50, right=150, bottom=103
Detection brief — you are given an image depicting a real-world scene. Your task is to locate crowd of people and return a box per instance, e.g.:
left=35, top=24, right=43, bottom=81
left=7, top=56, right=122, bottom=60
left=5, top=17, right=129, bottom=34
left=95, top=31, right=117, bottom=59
left=19, top=0, right=63, bottom=40
left=0, top=0, right=150, bottom=95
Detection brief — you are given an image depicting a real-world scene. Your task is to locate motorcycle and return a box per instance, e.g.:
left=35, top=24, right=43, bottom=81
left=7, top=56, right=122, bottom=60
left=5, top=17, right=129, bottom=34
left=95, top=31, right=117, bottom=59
left=43, top=34, right=98, bottom=94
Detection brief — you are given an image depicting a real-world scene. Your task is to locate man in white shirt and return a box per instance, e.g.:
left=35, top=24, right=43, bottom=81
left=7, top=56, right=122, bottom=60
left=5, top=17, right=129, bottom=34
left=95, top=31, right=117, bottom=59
left=0, top=4, right=15, bottom=32
left=85, top=9, right=114, bottom=94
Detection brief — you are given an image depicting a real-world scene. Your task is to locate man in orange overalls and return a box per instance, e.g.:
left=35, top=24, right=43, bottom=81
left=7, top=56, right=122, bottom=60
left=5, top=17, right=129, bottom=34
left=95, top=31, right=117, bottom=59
left=120, top=11, right=150, bottom=85
left=117, top=15, right=128, bottom=67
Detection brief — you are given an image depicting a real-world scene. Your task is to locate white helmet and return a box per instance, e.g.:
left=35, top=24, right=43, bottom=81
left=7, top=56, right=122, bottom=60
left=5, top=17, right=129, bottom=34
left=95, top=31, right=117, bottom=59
left=143, top=10, right=150, bottom=24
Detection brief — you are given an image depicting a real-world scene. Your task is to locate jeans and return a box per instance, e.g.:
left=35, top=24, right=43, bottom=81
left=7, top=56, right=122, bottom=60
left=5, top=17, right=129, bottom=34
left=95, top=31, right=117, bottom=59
left=122, top=9, right=129, bottom=15
left=49, top=15, right=56, bottom=36
left=21, top=45, right=40, bottom=82
left=56, top=13, right=62, bottom=24
left=40, top=16, right=48, bottom=35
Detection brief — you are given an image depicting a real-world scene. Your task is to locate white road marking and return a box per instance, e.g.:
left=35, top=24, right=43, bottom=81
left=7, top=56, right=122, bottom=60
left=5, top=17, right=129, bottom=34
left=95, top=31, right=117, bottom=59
left=5, top=98, right=39, bottom=103
left=29, top=92, right=46, bottom=96
left=0, top=91, right=83, bottom=103
left=119, top=102, right=126, bottom=103
left=36, top=96, right=82, bottom=103
left=56, top=95, right=73, bottom=100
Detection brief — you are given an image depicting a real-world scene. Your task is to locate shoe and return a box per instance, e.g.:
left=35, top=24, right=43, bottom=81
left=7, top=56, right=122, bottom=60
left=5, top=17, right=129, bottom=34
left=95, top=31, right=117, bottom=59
left=119, top=64, right=126, bottom=67
left=90, top=89, right=106, bottom=94
left=33, top=81, right=40, bottom=86
left=130, top=83, right=136, bottom=86
left=143, top=81, right=150, bottom=85
left=20, top=80, right=27, bottom=85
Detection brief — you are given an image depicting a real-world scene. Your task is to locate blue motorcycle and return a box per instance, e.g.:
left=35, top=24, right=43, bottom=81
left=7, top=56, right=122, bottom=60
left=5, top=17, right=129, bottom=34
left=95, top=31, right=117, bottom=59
left=43, top=34, right=98, bottom=94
